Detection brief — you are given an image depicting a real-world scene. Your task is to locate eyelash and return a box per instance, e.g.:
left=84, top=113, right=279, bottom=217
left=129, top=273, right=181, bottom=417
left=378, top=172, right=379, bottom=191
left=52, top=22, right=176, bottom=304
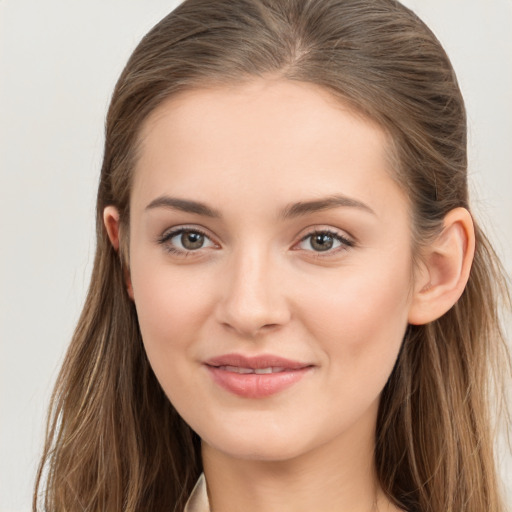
left=297, top=229, right=354, bottom=257
left=157, top=226, right=355, bottom=258
left=157, top=226, right=215, bottom=256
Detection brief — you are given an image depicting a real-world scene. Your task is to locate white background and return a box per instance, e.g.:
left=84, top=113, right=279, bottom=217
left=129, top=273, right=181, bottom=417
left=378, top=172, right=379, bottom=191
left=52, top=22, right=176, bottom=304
left=1, top=1, right=511, bottom=510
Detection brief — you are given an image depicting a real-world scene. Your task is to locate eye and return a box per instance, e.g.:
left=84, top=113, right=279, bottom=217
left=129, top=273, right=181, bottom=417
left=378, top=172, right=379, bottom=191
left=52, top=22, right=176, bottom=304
left=296, top=230, right=354, bottom=254
left=158, top=227, right=216, bottom=254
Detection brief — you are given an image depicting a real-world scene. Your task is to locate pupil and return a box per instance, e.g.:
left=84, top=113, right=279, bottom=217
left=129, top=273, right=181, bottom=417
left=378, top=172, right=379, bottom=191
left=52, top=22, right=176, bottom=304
left=181, top=231, right=204, bottom=250
left=311, top=234, right=333, bottom=251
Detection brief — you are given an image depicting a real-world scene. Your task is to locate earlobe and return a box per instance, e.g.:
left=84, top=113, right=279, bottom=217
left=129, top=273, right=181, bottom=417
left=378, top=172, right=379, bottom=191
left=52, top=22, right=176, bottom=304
left=103, top=206, right=134, bottom=300
left=408, top=207, right=475, bottom=325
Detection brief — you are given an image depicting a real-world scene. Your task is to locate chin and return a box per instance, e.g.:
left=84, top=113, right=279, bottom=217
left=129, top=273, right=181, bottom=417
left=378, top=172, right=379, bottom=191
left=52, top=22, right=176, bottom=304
left=201, top=425, right=312, bottom=463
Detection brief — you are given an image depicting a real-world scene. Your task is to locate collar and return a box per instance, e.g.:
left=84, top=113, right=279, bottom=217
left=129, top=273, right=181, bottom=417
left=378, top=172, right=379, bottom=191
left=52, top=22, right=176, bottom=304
left=184, top=473, right=210, bottom=512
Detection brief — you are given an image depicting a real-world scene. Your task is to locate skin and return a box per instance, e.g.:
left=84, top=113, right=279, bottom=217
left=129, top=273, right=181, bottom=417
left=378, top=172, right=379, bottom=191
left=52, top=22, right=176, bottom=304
left=104, top=78, right=475, bottom=512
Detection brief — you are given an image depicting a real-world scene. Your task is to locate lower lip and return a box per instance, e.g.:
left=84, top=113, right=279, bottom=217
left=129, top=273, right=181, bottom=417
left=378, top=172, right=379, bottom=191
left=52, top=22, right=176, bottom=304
left=205, top=366, right=312, bottom=398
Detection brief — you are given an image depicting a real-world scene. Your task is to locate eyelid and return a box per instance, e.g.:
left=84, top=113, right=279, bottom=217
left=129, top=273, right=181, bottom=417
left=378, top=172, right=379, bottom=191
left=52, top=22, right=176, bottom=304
left=156, top=224, right=355, bottom=257
left=292, top=226, right=355, bottom=256
left=157, top=225, right=219, bottom=254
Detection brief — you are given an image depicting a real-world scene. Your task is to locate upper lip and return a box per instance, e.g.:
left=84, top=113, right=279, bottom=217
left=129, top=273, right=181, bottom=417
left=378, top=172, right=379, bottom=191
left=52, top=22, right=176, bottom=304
left=204, top=353, right=311, bottom=370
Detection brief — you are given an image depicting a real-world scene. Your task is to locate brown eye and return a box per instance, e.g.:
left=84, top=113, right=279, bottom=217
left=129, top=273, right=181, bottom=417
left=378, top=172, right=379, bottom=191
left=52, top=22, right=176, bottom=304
left=310, top=233, right=335, bottom=251
left=297, top=230, right=353, bottom=254
left=159, top=227, right=216, bottom=254
left=180, top=230, right=205, bottom=250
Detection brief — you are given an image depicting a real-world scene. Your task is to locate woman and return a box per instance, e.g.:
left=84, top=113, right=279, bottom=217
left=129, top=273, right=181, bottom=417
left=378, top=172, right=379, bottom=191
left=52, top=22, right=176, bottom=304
left=34, top=0, right=511, bottom=511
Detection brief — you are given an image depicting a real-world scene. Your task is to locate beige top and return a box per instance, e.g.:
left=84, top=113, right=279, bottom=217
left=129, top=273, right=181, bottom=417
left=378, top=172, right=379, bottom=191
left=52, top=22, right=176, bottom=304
left=184, top=473, right=210, bottom=512
left=182, top=473, right=409, bottom=512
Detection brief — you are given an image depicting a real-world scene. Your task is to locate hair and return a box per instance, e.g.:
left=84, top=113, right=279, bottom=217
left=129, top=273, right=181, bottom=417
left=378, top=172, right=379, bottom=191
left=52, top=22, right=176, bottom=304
left=34, top=0, right=511, bottom=511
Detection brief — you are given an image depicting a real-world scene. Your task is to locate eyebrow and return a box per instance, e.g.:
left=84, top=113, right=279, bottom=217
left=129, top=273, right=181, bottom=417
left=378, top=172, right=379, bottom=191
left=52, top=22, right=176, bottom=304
left=145, top=193, right=375, bottom=219
left=145, top=196, right=222, bottom=217
left=280, top=194, right=376, bottom=219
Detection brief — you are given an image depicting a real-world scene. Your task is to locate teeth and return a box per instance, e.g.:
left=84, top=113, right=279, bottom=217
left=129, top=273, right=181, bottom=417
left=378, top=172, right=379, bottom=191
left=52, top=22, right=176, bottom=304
left=254, top=367, right=272, bottom=374
left=218, top=366, right=287, bottom=374
left=224, top=365, right=253, bottom=374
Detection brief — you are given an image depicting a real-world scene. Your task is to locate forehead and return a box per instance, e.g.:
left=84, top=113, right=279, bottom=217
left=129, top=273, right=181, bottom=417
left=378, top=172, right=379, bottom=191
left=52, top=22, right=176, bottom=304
left=138, top=78, right=388, bottom=155
left=131, top=78, right=408, bottom=219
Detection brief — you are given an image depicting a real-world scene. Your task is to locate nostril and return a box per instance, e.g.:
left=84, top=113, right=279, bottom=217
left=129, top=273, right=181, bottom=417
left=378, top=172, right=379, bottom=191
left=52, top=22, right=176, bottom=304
left=220, top=320, right=284, bottom=338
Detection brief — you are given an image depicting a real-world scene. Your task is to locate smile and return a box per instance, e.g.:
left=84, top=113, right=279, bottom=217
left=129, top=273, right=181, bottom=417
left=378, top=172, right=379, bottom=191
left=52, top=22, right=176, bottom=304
left=216, top=366, right=287, bottom=374
left=204, top=354, right=313, bottom=398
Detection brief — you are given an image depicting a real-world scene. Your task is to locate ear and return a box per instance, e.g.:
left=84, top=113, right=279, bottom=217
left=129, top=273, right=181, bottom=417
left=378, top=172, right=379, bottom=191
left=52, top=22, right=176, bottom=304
left=103, top=206, right=134, bottom=300
left=408, top=207, right=475, bottom=325
left=103, top=206, right=121, bottom=251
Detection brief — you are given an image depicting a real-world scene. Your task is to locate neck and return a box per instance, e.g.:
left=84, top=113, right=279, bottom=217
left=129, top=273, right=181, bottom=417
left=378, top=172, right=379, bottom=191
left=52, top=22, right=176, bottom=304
left=201, top=405, right=397, bottom=512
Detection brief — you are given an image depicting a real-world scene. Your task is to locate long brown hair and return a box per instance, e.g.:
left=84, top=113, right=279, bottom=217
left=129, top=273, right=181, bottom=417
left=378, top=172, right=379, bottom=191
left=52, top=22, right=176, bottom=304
left=34, top=1, right=511, bottom=511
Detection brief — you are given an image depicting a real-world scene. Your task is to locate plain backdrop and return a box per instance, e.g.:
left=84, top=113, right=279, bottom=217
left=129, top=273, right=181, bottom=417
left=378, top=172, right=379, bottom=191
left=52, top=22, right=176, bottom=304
left=1, top=1, right=511, bottom=510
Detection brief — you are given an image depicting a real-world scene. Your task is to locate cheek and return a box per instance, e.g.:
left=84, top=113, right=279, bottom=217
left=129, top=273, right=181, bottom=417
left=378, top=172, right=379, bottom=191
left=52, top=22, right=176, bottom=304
left=129, top=260, right=214, bottom=368
left=297, top=258, right=412, bottom=380
left=130, top=264, right=220, bottom=411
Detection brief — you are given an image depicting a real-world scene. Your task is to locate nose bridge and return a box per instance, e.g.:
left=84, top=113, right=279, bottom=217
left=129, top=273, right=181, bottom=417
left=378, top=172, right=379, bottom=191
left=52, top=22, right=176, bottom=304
left=216, top=241, right=289, bottom=336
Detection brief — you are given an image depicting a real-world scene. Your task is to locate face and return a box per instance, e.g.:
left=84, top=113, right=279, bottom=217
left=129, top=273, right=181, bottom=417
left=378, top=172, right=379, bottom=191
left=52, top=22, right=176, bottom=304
left=125, top=79, right=417, bottom=462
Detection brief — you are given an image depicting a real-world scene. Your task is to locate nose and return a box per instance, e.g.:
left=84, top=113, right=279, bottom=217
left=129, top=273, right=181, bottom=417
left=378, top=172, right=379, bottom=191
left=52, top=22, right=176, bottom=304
left=215, top=245, right=291, bottom=338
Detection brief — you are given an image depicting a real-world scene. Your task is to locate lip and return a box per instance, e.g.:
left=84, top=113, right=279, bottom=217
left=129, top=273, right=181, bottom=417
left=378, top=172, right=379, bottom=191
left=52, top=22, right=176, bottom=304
left=204, top=353, right=313, bottom=398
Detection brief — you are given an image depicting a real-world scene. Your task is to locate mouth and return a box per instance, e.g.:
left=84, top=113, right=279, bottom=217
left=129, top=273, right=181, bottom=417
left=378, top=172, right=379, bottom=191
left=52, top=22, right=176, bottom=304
left=205, top=353, right=311, bottom=370
left=204, top=353, right=314, bottom=398
left=214, top=365, right=289, bottom=374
